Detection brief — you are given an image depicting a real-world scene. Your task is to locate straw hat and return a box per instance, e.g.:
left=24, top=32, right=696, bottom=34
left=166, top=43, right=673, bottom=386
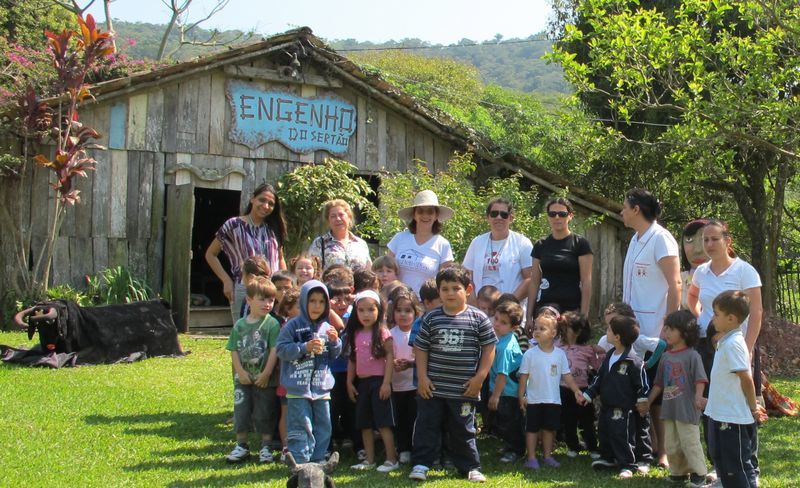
left=397, top=190, right=455, bottom=222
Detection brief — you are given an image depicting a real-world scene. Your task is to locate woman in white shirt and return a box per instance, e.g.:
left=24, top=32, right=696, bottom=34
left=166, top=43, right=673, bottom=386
left=387, top=190, right=454, bottom=295
left=464, top=197, right=533, bottom=303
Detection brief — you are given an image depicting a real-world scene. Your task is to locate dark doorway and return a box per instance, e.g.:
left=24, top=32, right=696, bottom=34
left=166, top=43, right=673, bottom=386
left=191, top=187, right=241, bottom=306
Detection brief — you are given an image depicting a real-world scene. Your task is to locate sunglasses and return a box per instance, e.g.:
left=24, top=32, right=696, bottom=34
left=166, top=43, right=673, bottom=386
left=548, top=211, right=569, bottom=218
left=488, top=210, right=510, bottom=219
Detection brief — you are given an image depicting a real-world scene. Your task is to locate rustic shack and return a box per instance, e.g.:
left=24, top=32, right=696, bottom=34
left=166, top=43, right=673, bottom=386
left=0, top=27, right=627, bottom=331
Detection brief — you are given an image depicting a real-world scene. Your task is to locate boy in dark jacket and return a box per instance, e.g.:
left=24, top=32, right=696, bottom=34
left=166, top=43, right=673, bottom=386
left=584, top=316, right=650, bottom=479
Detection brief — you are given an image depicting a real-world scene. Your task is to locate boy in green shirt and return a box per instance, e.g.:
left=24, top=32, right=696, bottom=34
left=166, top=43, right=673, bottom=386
left=225, top=276, right=281, bottom=463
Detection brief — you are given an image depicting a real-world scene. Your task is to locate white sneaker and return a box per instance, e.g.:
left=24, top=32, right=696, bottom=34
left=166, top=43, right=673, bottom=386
left=409, top=465, right=429, bottom=481
left=350, top=460, right=376, bottom=470
left=618, top=469, right=634, bottom=479
left=225, top=444, right=250, bottom=463
left=566, top=450, right=579, bottom=458
left=258, top=446, right=273, bottom=463
left=377, top=460, right=401, bottom=473
left=636, top=462, right=650, bottom=474
left=399, top=451, right=412, bottom=464
left=468, top=469, right=487, bottom=483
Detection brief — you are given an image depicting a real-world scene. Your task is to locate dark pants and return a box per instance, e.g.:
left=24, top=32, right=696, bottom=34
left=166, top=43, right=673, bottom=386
left=495, top=396, right=525, bottom=454
left=412, top=396, right=480, bottom=473
left=330, top=371, right=360, bottom=451
left=709, top=419, right=758, bottom=488
left=634, top=410, right=654, bottom=463
left=478, top=378, right=495, bottom=432
left=598, top=406, right=636, bottom=470
left=393, top=389, right=417, bottom=453
left=561, top=386, right=597, bottom=452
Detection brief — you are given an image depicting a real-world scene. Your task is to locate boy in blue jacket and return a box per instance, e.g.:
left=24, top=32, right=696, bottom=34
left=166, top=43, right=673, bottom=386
left=276, top=280, right=342, bottom=463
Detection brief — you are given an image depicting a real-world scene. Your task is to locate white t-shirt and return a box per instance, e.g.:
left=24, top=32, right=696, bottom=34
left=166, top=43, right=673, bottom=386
left=390, top=325, right=415, bottom=392
left=704, top=329, right=754, bottom=424
left=622, top=222, right=679, bottom=338
left=692, top=258, right=761, bottom=337
left=597, top=333, right=661, bottom=359
left=387, top=230, right=454, bottom=295
left=463, top=230, right=533, bottom=295
left=519, top=346, right=570, bottom=404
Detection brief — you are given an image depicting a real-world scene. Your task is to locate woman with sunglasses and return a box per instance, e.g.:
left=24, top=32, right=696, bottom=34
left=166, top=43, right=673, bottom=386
left=464, top=197, right=534, bottom=303
left=527, top=197, right=593, bottom=321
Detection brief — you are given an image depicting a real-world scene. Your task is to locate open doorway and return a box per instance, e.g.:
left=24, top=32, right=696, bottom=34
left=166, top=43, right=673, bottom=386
left=191, top=187, right=241, bottom=306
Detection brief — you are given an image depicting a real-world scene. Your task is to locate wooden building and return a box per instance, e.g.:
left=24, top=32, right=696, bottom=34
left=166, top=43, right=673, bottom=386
left=0, top=28, right=627, bottom=331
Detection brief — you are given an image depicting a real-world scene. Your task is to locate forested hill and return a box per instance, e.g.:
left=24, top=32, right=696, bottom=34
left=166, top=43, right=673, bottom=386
left=112, top=21, right=569, bottom=95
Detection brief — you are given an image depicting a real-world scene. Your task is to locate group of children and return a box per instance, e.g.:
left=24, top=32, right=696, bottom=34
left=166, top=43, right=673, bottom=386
left=225, top=253, right=760, bottom=487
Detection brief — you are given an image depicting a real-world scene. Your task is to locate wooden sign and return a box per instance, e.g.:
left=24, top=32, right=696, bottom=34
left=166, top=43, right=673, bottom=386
left=226, top=80, right=356, bottom=154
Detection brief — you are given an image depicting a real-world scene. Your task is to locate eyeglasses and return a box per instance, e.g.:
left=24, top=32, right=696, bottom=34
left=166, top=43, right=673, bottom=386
left=488, top=210, right=510, bottom=219
left=548, top=211, right=569, bottom=218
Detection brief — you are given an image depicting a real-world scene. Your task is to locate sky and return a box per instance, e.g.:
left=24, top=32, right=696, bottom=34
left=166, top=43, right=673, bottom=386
left=85, top=0, right=553, bottom=44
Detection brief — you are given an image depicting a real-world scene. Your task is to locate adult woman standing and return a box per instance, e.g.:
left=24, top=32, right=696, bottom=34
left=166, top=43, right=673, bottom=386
left=387, top=190, right=454, bottom=295
left=687, top=220, right=762, bottom=356
left=206, top=183, right=288, bottom=324
left=620, top=188, right=681, bottom=339
left=464, top=197, right=533, bottom=302
left=308, top=199, right=372, bottom=272
left=527, top=197, right=593, bottom=321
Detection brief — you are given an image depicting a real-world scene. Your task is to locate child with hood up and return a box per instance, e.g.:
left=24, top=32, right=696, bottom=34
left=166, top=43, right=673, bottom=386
left=276, top=280, right=343, bottom=464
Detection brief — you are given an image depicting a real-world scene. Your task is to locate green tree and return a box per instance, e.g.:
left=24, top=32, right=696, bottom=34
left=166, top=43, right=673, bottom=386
left=550, top=0, right=800, bottom=312
left=0, top=0, right=75, bottom=47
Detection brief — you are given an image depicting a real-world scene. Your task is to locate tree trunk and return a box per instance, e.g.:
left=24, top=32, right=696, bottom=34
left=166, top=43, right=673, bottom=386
left=104, top=0, right=116, bottom=52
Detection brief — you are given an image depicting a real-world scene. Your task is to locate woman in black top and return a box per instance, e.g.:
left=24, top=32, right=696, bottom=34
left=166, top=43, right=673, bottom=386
left=527, top=197, right=593, bottom=322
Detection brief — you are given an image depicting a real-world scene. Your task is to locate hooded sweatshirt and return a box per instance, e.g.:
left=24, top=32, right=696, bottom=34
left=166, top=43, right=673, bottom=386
left=276, top=280, right=342, bottom=399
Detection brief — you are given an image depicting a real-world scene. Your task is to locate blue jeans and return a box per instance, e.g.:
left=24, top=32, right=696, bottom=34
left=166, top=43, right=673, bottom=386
left=287, top=398, right=332, bottom=463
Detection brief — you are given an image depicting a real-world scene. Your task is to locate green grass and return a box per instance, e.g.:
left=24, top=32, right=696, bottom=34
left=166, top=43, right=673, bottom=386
left=1, top=331, right=798, bottom=487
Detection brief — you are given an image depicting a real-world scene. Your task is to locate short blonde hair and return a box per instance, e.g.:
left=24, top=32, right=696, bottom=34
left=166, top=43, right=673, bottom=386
left=322, top=199, right=354, bottom=229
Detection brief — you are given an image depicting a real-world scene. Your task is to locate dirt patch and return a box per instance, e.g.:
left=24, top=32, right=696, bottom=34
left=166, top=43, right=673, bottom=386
left=758, top=315, right=800, bottom=377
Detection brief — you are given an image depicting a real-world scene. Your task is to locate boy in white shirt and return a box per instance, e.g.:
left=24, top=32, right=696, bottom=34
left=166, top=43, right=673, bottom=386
left=705, top=290, right=759, bottom=487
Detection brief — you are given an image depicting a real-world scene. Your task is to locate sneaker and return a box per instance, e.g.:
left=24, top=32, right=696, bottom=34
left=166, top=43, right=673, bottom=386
left=543, top=456, right=561, bottom=468
left=225, top=444, right=250, bottom=463
left=356, top=449, right=367, bottom=461
left=467, top=469, right=486, bottom=483
left=566, top=450, right=579, bottom=458
left=705, top=471, right=718, bottom=483
left=636, top=462, right=650, bottom=474
left=377, top=460, right=401, bottom=473
left=499, top=451, right=518, bottom=463
left=592, top=458, right=617, bottom=470
left=399, top=451, right=412, bottom=464
left=589, top=451, right=602, bottom=460
left=258, top=446, right=274, bottom=463
left=351, top=460, right=376, bottom=470
left=409, top=465, right=429, bottom=481
left=686, top=474, right=707, bottom=487
left=618, top=469, right=634, bottom=479
left=524, top=458, right=540, bottom=470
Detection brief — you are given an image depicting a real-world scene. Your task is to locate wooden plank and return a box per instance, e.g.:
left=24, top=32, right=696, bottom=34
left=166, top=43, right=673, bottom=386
left=128, top=238, right=148, bottom=281
left=137, top=151, right=154, bottom=239
left=423, top=131, right=435, bottom=168
left=109, top=150, right=128, bottom=238
left=144, top=88, right=165, bottom=152
left=376, top=107, right=387, bottom=170
left=108, top=237, right=129, bottom=268
left=161, top=84, right=179, bottom=153
left=434, top=140, right=452, bottom=171
left=52, top=236, right=70, bottom=286
left=126, top=93, right=148, bottom=150
left=93, top=236, right=108, bottom=273
left=385, top=113, right=405, bottom=172
left=69, top=237, right=93, bottom=285
left=93, top=103, right=111, bottom=148
left=339, top=89, right=359, bottom=165
left=363, top=100, right=378, bottom=171
left=91, top=148, right=111, bottom=237
left=195, top=75, right=212, bottom=154
left=176, top=78, right=200, bottom=153
left=73, top=164, right=94, bottom=238
left=146, top=152, right=166, bottom=290
left=356, top=95, right=367, bottom=168
left=224, top=65, right=343, bottom=88
left=29, top=163, right=51, bottom=265
left=163, top=183, right=194, bottom=332
left=125, top=151, right=141, bottom=239
left=108, top=101, right=127, bottom=149
left=209, top=71, right=227, bottom=155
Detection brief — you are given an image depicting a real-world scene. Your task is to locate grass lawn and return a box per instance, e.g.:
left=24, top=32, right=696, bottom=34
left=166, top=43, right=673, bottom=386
left=1, top=332, right=798, bottom=487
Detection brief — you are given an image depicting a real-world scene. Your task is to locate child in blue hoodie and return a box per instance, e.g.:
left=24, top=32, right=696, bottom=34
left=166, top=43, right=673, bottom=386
left=276, top=280, right=342, bottom=463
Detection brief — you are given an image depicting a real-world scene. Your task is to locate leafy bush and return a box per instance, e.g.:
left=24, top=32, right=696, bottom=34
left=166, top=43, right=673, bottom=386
left=45, top=284, right=92, bottom=306
left=85, top=266, right=153, bottom=305
left=277, top=158, right=380, bottom=258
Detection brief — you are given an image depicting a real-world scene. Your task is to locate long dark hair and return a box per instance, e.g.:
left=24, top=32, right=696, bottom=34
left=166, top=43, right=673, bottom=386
left=244, top=183, right=287, bottom=245
left=346, top=296, right=387, bottom=360
left=625, top=188, right=662, bottom=222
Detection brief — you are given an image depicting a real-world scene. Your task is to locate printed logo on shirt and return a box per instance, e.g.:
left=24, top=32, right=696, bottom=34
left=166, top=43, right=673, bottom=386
left=436, top=328, right=465, bottom=352
left=396, top=249, right=438, bottom=274
left=540, top=278, right=550, bottom=290
left=485, top=250, right=500, bottom=272
left=618, top=363, right=628, bottom=375
left=635, top=263, right=649, bottom=277
left=550, top=364, right=558, bottom=376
